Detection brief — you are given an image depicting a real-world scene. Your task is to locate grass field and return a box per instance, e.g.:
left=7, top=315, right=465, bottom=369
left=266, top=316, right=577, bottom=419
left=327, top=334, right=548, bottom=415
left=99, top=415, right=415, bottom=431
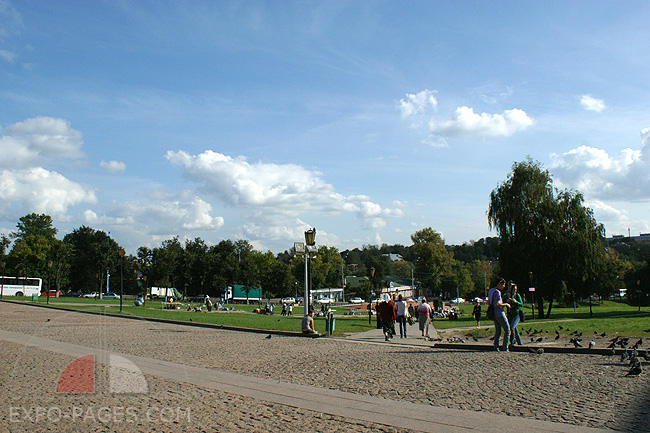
left=5, top=296, right=649, bottom=338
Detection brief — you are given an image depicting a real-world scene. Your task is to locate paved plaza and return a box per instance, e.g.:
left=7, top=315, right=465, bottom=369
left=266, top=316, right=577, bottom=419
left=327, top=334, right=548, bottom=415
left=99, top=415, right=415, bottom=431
left=0, top=301, right=648, bottom=432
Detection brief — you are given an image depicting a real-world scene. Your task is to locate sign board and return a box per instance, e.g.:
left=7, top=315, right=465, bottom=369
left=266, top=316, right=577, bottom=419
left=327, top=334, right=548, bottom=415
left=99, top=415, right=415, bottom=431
left=529, top=287, right=535, bottom=292
left=294, top=242, right=305, bottom=254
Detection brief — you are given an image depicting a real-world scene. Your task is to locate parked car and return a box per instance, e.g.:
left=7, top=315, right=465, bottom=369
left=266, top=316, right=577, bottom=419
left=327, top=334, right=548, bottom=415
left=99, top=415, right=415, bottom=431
left=316, top=297, right=333, bottom=304
left=450, top=297, right=465, bottom=304
left=349, top=297, right=364, bottom=304
left=189, top=294, right=208, bottom=302
left=62, top=291, right=82, bottom=297
left=83, top=292, right=99, bottom=298
left=101, top=292, right=121, bottom=299
left=40, top=290, right=61, bottom=297
left=281, top=297, right=296, bottom=304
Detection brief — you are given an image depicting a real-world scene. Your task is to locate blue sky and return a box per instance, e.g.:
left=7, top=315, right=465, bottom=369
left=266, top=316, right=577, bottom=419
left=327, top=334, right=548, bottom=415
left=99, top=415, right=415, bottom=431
left=1, top=1, right=649, bottom=254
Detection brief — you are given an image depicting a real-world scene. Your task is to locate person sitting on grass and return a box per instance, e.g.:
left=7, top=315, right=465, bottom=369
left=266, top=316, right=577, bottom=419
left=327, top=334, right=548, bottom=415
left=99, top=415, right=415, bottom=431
left=302, top=308, right=318, bottom=335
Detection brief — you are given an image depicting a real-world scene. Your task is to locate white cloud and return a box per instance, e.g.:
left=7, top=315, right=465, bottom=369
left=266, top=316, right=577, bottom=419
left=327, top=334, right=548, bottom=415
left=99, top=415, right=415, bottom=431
left=165, top=150, right=401, bottom=230
left=0, top=116, right=86, bottom=168
left=100, top=160, right=126, bottom=173
left=580, top=94, right=606, bottom=113
left=0, top=49, right=15, bottom=62
left=431, top=106, right=533, bottom=138
left=550, top=128, right=650, bottom=200
left=397, top=89, right=438, bottom=118
left=0, top=168, right=96, bottom=219
left=84, top=192, right=224, bottom=237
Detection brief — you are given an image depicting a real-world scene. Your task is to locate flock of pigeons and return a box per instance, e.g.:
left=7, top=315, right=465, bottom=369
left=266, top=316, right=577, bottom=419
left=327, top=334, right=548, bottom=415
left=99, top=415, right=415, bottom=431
left=448, top=325, right=650, bottom=377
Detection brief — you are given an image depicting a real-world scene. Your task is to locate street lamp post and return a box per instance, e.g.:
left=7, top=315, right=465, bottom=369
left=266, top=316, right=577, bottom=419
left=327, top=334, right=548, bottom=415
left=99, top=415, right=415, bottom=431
left=1, top=262, right=5, bottom=299
left=119, top=248, right=125, bottom=313
left=46, top=260, right=53, bottom=305
left=305, top=228, right=316, bottom=315
left=529, top=272, right=535, bottom=319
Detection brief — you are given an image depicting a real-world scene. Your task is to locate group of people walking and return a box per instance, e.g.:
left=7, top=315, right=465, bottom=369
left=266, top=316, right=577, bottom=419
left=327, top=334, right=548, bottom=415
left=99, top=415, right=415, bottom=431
left=373, top=295, right=435, bottom=341
left=487, top=278, right=524, bottom=351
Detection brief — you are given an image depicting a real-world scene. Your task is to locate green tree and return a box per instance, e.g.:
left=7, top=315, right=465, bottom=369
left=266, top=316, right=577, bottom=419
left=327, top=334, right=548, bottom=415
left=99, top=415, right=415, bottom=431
left=411, top=227, right=454, bottom=296
left=488, top=158, right=605, bottom=318
left=63, top=226, right=120, bottom=293
left=8, top=213, right=58, bottom=279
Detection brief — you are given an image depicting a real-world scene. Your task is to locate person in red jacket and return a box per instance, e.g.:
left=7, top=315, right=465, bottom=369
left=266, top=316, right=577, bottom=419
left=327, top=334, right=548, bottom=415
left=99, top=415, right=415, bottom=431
left=378, top=299, right=396, bottom=341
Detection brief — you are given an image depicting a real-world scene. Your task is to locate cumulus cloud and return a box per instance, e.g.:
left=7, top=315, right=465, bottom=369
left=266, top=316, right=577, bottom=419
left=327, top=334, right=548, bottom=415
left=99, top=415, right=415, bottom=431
left=0, top=117, right=94, bottom=221
left=431, top=106, right=533, bottom=138
left=165, top=150, right=401, bottom=229
left=0, top=167, right=96, bottom=218
left=397, top=90, right=533, bottom=146
left=550, top=128, right=650, bottom=200
left=100, top=160, right=126, bottom=173
left=580, top=94, right=606, bottom=113
left=84, top=191, right=224, bottom=235
left=0, top=116, right=85, bottom=168
left=397, top=89, right=438, bottom=118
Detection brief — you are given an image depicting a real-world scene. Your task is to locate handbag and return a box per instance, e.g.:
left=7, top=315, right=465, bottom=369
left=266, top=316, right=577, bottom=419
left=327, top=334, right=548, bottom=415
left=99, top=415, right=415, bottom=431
left=518, top=309, right=525, bottom=322
left=486, top=291, right=495, bottom=320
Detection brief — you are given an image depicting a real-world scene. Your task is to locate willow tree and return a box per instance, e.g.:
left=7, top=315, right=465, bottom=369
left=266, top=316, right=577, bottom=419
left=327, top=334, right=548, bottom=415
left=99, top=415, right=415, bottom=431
left=488, top=158, right=605, bottom=318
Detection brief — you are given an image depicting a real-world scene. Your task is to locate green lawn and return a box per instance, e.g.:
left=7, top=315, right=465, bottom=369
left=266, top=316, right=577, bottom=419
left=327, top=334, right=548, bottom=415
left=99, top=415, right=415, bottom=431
left=8, top=297, right=649, bottom=338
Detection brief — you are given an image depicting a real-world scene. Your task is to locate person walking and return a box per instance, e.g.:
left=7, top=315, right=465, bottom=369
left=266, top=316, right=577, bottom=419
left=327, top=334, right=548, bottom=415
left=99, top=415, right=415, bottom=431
left=378, top=299, right=396, bottom=341
left=204, top=295, right=213, bottom=312
left=472, top=302, right=481, bottom=328
left=507, top=282, right=524, bottom=346
left=416, top=297, right=433, bottom=338
left=488, top=279, right=510, bottom=351
left=395, top=294, right=408, bottom=338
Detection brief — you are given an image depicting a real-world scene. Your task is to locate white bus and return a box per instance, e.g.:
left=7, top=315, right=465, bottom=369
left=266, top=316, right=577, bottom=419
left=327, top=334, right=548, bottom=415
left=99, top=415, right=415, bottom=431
left=0, top=276, right=43, bottom=297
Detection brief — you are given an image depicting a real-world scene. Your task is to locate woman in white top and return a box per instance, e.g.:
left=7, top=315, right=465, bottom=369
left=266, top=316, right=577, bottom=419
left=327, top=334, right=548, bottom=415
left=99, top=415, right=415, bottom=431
left=394, top=294, right=408, bottom=338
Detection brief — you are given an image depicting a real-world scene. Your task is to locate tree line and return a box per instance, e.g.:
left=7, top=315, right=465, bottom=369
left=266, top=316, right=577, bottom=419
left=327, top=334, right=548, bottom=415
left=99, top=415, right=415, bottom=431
left=1, top=159, right=648, bottom=311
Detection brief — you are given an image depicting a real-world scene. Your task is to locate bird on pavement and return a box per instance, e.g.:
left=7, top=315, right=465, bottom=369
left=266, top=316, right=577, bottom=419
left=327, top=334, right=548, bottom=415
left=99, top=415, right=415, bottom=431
left=589, top=341, right=595, bottom=349
left=571, top=338, right=583, bottom=348
left=555, top=334, right=560, bottom=340
left=620, top=350, right=629, bottom=363
left=626, top=360, right=642, bottom=377
left=265, top=334, right=272, bottom=339
left=535, top=337, right=543, bottom=343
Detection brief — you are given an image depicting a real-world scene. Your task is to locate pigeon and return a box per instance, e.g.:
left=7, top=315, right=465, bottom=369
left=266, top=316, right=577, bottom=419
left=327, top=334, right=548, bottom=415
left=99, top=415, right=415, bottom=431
left=472, top=336, right=479, bottom=342
left=265, top=334, right=272, bottom=339
left=644, top=329, right=650, bottom=333
left=600, top=332, right=606, bottom=337
left=626, top=361, right=642, bottom=376
left=535, top=337, right=543, bottom=343
left=554, top=334, right=560, bottom=340
left=572, top=338, right=583, bottom=348
left=489, top=335, right=494, bottom=341
left=558, top=325, right=563, bottom=330
left=588, top=341, right=595, bottom=349
left=527, top=347, right=544, bottom=354
left=46, top=319, right=50, bottom=322
left=620, top=350, right=629, bottom=362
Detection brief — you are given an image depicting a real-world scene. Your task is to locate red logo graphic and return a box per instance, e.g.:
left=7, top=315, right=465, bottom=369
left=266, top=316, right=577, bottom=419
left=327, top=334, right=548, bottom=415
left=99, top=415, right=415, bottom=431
left=56, top=355, right=95, bottom=393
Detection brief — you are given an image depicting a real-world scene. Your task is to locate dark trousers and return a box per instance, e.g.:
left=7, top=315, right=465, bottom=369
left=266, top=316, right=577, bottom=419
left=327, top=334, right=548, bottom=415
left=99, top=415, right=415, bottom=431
left=396, top=315, right=407, bottom=337
left=382, top=319, right=395, bottom=337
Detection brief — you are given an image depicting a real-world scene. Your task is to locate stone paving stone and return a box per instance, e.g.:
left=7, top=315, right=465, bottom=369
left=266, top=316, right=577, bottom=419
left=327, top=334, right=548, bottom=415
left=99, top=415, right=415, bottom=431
left=1, top=302, right=648, bottom=432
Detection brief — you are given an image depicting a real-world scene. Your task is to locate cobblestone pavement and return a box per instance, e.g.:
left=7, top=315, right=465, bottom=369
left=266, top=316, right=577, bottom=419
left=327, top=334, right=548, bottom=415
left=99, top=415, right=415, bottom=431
left=1, top=302, right=649, bottom=432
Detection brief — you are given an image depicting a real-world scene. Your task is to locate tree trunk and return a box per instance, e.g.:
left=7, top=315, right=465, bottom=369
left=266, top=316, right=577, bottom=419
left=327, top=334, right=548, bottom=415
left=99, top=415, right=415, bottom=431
left=537, top=298, right=544, bottom=319
left=545, top=297, right=553, bottom=318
